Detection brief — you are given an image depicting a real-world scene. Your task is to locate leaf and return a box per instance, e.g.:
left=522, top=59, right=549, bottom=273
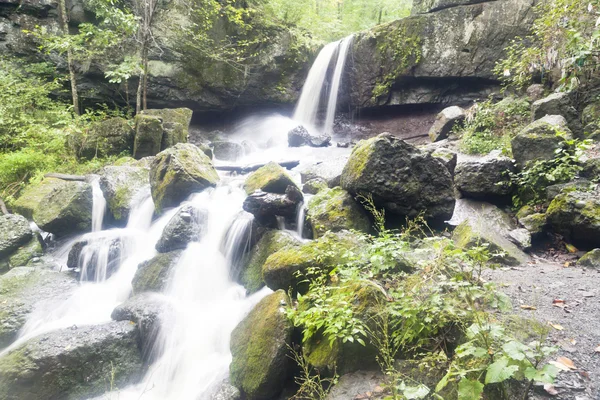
left=457, top=378, right=484, bottom=400
left=595, top=345, right=600, bottom=353
left=556, top=356, right=577, bottom=370
left=403, top=384, right=430, bottom=399
left=544, top=383, right=558, bottom=396
left=548, top=322, right=564, bottom=331
left=520, top=305, right=537, bottom=310
left=485, top=357, right=519, bottom=384
left=502, top=341, right=529, bottom=361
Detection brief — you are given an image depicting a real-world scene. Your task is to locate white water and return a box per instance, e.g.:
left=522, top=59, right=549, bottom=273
left=324, top=35, right=353, bottom=135
left=91, top=177, right=107, bottom=232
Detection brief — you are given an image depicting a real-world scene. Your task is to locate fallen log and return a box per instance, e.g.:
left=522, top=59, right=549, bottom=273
left=44, top=173, right=88, bottom=182
left=216, top=160, right=300, bottom=174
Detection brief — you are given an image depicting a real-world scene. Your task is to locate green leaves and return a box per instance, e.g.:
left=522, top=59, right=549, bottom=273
left=485, top=357, right=519, bottom=384
left=457, top=379, right=484, bottom=400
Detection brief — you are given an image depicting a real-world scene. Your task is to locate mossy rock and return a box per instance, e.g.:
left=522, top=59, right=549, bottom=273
left=230, top=290, right=292, bottom=400
left=0, top=321, right=143, bottom=400
left=515, top=205, right=535, bottom=220
left=0, top=214, right=33, bottom=260
left=99, top=165, right=150, bottom=223
left=69, top=117, right=134, bottom=160
left=149, top=143, right=219, bottom=214
left=32, top=181, right=93, bottom=237
left=546, top=189, right=600, bottom=248
left=143, top=107, right=193, bottom=136
left=306, top=187, right=372, bottom=238
left=519, top=213, right=546, bottom=237
left=132, top=250, right=183, bottom=293
left=160, top=122, right=186, bottom=150
left=12, top=178, right=63, bottom=219
left=7, top=236, right=43, bottom=268
left=581, top=157, right=600, bottom=181
left=511, top=116, right=572, bottom=169
left=133, top=115, right=164, bottom=159
left=302, top=178, right=328, bottom=195
left=244, top=162, right=298, bottom=195
left=240, top=230, right=300, bottom=294
left=577, top=249, right=600, bottom=269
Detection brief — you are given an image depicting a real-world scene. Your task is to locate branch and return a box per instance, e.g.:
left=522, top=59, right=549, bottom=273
left=45, top=173, right=88, bottom=182
left=216, top=160, right=300, bottom=174
left=0, top=197, right=9, bottom=215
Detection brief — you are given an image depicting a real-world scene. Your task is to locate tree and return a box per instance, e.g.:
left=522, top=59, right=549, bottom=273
left=58, top=0, right=80, bottom=114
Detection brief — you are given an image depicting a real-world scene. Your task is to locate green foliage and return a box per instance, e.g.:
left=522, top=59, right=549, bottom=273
left=288, top=344, right=338, bottom=400
left=456, top=98, right=531, bottom=155
left=510, top=139, right=591, bottom=207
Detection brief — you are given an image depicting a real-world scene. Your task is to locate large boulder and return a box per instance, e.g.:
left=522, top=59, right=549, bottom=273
left=31, top=180, right=93, bottom=237
left=581, top=157, right=600, bottom=181
left=532, top=92, right=582, bottom=138
left=577, top=249, right=600, bottom=269
left=0, top=267, right=77, bottom=349
left=454, top=154, right=515, bottom=201
left=132, top=250, right=183, bottom=293
left=412, top=0, right=487, bottom=14
left=244, top=162, right=298, bottom=195
left=149, top=143, right=219, bottom=213
left=306, top=187, right=372, bottom=238
left=230, top=290, right=293, bottom=400
left=340, top=133, right=455, bottom=223
left=155, top=205, right=207, bottom=252
left=67, top=237, right=123, bottom=281
left=12, top=178, right=65, bottom=219
left=6, top=236, right=43, bottom=269
left=0, top=321, right=143, bottom=400
left=511, top=115, right=572, bottom=169
left=242, top=186, right=303, bottom=228
left=213, top=141, right=245, bottom=162
left=70, top=117, right=134, bottom=160
left=582, top=103, right=600, bottom=139
left=133, top=115, right=164, bottom=159
left=143, top=107, right=193, bottom=137
left=299, top=155, right=349, bottom=188
left=288, top=125, right=331, bottom=148
left=428, top=106, right=465, bottom=142
left=99, top=165, right=150, bottom=223
left=0, top=214, right=33, bottom=260
left=546, top=189, right=600, bottom=248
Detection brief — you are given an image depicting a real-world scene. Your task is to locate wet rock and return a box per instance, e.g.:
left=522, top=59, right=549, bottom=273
left=161, top=122, right=186, bottom=150
left=239, top=230, right=300, bottom=294
left=581, top=158, right=600, bottom=181
left=326, top=370, right=384, bottom=400
left=341, top=133, right=455, bottom=223
left=0, top=267, right=78, bottom=349
left=577, top=249, right=600, bottom=269
left=532, top=92, right=582, bottom=138
left=511, top=115, right=572, bottom=169
left=99, top=165, right=150, bottom=223
left=428, top=106, right=465, bottom=142
left=546, top=180, right=592, bottom=202
left=546, top=189, right=600, bottom=248
left=288, top=125, right=331, bottom=148
left=67, top=237, right=122, bottom=281
left=210, top=380, right=242, bottom=400
left=306, top=187, right=371, bottom=238
left=149, top=143, right=219, bottom=214
left=430, top=148, right=458, bottom=176
left=244, top=162, right=298, bottom=195
left=31, top=180, right=93, bottom=237
left=213, top=141, right=245, bottom=161
left=0, top=321, right=143, bottom=400
left=133, top=115, right=163, bottom=159
left=7, top=236, right=43, bottom=268
left=302, top=178, right=328, bottom=195
left=156, top=205, right=207, bottom=252
left=242, top=186, right=303, bottom=228
left=454, top=154, right=515, bottom=201
left=0, top=214, right=33, bottom=260
left=230, top=290, right=292, bottom=400
left=132, top=250, right=184, bottom=293
left=143, top=107, right=193, bottom=138
left=582, top=103, right=600, bottom=139
left=69, top=117, right=134, bottom=160
left=299, top=156, right=349, bottom=188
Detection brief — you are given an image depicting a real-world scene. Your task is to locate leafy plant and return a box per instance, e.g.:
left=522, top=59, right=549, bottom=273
left=288, top=344, right=338, bottom=400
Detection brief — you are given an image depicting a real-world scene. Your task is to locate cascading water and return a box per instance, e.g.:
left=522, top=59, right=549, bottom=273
left=91, top=177, right=107, bottom=232
left=324, top=35, right=353, bottom=135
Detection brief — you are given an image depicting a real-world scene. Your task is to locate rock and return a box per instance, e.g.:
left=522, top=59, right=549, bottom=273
left=545, top=180, right=592, bottom=202
left=161, top=122, right=186, bottom=150
left=111, top=293, right=173, bottom=361
left=67, top=237, right=122, bottom=281
left=299, top=155, right=349, bottom=188
left=239, top=230, right=300, bottom=294
left=412, top=0, right=487, bottom=14
left=7, top=236, right=43, bottom=268
left=508, top=228, right=532, bottom=250
left=577, top=249, right=600, bottom=269
left=143, top=107, right=193, bottom=137
left=526, top=84, right=546, bottom=101
left=244, top=162, right=298, bottom=195
left=32, top=180, right=93, bottom=237
left=306, top=187, right=372, bottom=238
left=0, top=214, right=33, bottom=260
left=133, top=115, right=163, bottom=159
left=70, top=117, right=134, bottom=160
left=546, top=189, right=600, bottom=248
left=430, top=148, right=458, bottom=176
left=213, top=141, right=245, bottom=162
left=582, top=103, right=600, bottom=139
left=511, top=115, right=572, bottom=169
left=209, top=380, right=242, bottom=400
left=341, top=133, right=455, bottom=223
left=454, top=154, right=515, bottom=201
left=149, top=143, right=219, bottom=214
left=242, top=186, right=303, bottom=228
left=0, top=267, right=77, bottom=349
left=532, top=92, right=582, bottom=138
left=12, top=178, right=64, bottom=219
left=428, top=106, right=466, bottom=142
left=326, top=370, right=384, bottom=400
left=0, top=321, right=143, bottom=400
left=132, top=250, right=184, bottom=293
left=581, top=158, right=600, bottom=181
left=230, top=290, right=292, bottom=400
left=519, top=213, right=546, bottom=237
left=302, top=178, right=328, bottom=195
left=156, top=205, right=207, bottom=252
left=99, top=165, right=149, bottom=223
left=449, top=199, right=529, bottom=266
left=288, top=125, right=331, bottom=147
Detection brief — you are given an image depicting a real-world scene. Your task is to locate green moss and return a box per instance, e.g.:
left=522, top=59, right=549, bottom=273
left=243, top=162, right=297, bottom=195
left=143, top=108, right=193, bottom=136
left=340, top=138, right=376, bottom=186
left=8, top=237, right=42, bottom=267
left=578, top=249, right=600, bottom=268
left=12, top=178, right=63, bottom=219
left=132, top=251, right=183, bottom=293
left=307, top=187, right=372, bottom=238
left=110, top=186, right=131, bottom=221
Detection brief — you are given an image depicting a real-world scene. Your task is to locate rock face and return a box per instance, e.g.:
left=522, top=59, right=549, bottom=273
left=144, top=107, right=193, bottom=136
left=347, top=0, right=535, bottom=109
left=546, top=189, right=600, bottom=248
left=99, top=165, right=149, bottom=223
left=428, top=106, right=465, bottom=142
left=67, top=237, right=122, bottom=281
left=133, top=115, right=164, bottom=159
left=511, top=116, right=572, bottom=169
left=243, top=186, right=303, bottom=228
left=230, top=290, right=292, bottom=400
left=0, top=214, right=33, bottom=260
left=454, top=154, right=515, bottom=201
left=306, top=187, right=372, bottom=238
left=299, top=156, right=349, bottom=188
left=132, top=250, right=183, bottom=293
left=532, top=93, right=582, bottom=138
left=341, top=133, right=455, bottom=223
left=155, top=205, right=207, bottom=252
left=244, top=162, right=298, bottom=195
left=0, top=321, right=143, bottom=400
left=71, top=117, right=134, bottom=160
left=288, top=126, right=331, bottom=148
left=149, top=143, right=219, bottom=213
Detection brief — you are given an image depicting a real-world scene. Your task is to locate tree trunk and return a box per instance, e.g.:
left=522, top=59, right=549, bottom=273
left=0, top=197, right=8, bottom=215
left=142, top=54, right=149, bottom=111
left=58, top=0, right=80, bottom=115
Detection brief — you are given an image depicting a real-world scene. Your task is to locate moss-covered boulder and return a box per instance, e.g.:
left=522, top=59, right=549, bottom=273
left=132, top=250, right=183, bottom=293
left=133, top=115, right=164, bottom=160
left=577, top=249, right=600, bottom=269
left=99, top=165, right=150, bottom=223
left=143, top=107, right=193, bottom=136
left=230, top=290, right=292, bottom=400
left=0, top=214, right=33, bottom=261
left=430, top=148, right=458, bottom=176
left=306, top=187, right=372, bottom=238
left=454, top=154, right=515, bottom=202
left=239, top=230, right=300, bottom=294
left=511, top=115, right=572, bottom=169
left=428, top=106, right=465, bottom=142
left=11, top=178, right=63, bottom=219
left=155, top=205, right=207, bottom=252
left=70, top=117, right=134, bottom=160
left=581, top=157, right=600, bottom=181
left=262, top=230, right=366, bottom=291
left=149, top=143, right=219, bottom=213
left=244, top=162, right=298, bottom=195
left=31, top=180, right=93, bottom=237
left=519, top=213, right=547, bottom=237
left=302, top=178, right=328, bottom=195
left=0, top=321, right=143, bottom=400
left=546, top=189, right=600, bottom=248
left=582, top=103, right=600, bottom=139
left=532, top=92, right=582, bottom=138
left=243, top=185, right=303, bottom=228
left=341, top=133, right=455, bottom=223
left=7, top=236, right=43, bottom=268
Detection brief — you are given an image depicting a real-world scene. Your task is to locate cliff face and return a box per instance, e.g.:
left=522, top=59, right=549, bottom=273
left=346, top=0, right=536, bottom=110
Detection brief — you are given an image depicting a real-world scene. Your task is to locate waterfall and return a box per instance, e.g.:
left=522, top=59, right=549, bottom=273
left=324, top=35, right=353, bottom=135
left=91, top=177, right=107, bottom=232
